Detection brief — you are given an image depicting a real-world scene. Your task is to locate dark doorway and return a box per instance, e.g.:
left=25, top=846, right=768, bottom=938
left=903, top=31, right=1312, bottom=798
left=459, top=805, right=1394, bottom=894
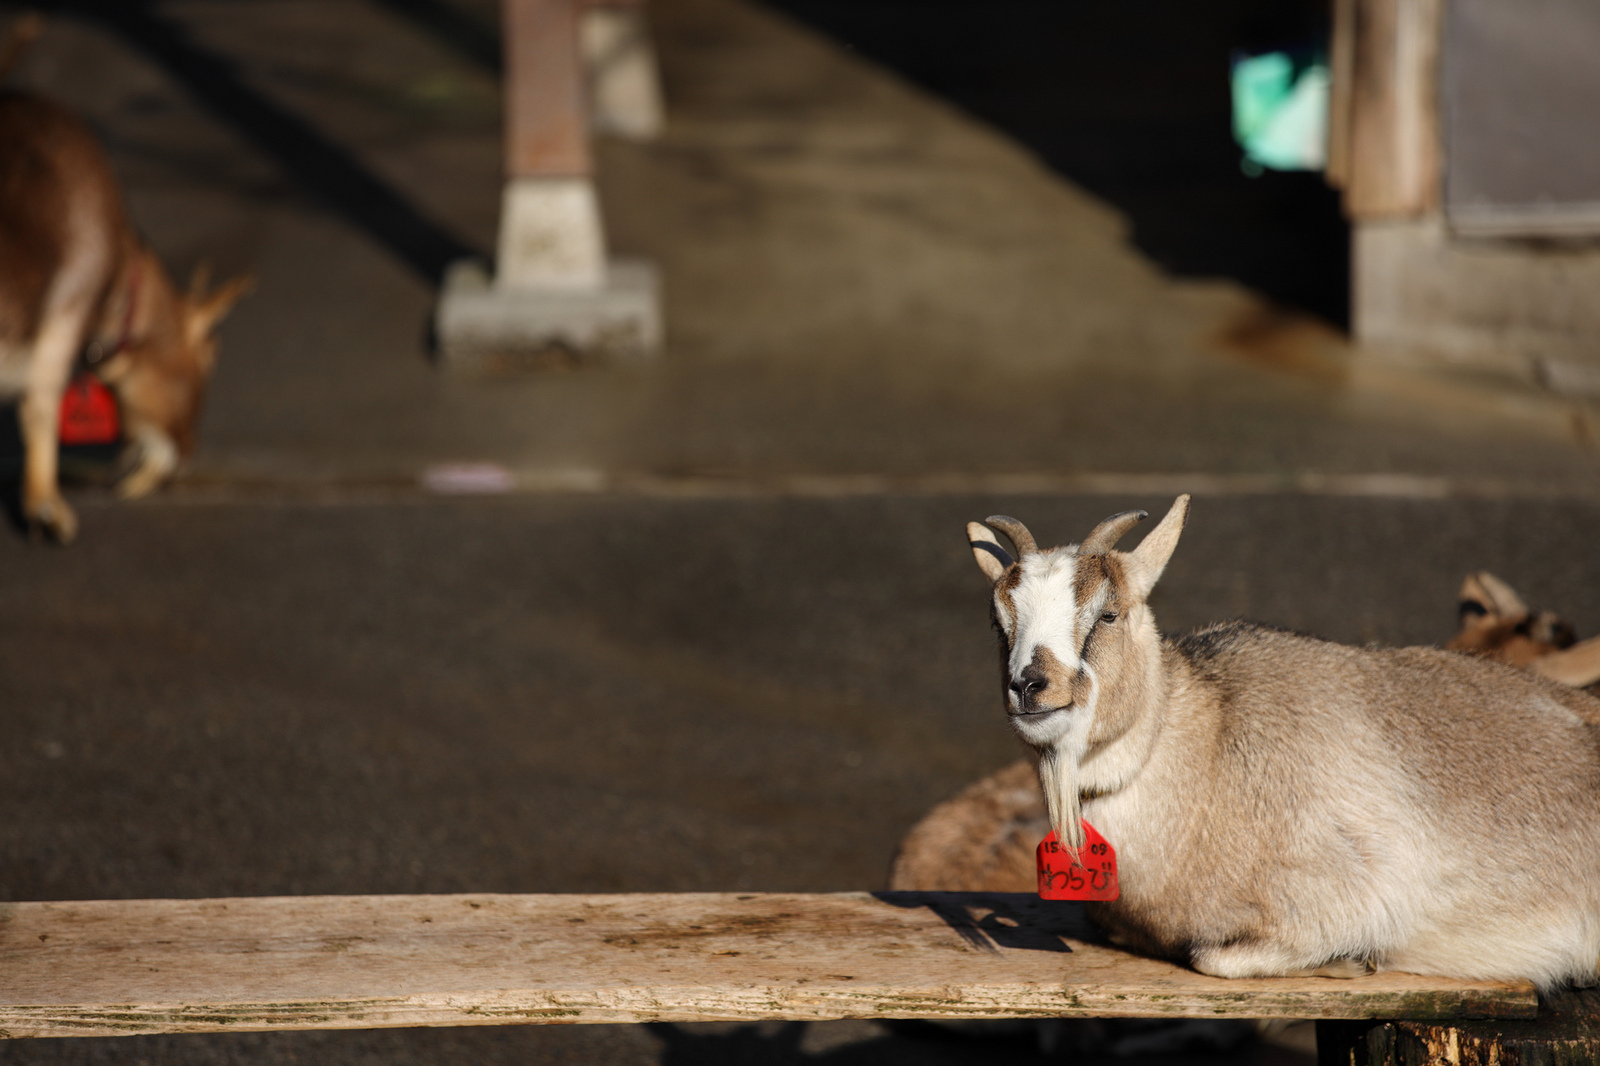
left=761, top=0, right=1349, bottom=328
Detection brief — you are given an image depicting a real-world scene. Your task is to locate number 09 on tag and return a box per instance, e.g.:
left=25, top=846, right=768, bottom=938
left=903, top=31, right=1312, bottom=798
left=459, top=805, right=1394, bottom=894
left=1037, top=821, right=1119, bottom=901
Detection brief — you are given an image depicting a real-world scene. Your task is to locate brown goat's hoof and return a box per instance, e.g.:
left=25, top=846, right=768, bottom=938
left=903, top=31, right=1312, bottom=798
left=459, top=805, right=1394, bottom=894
left=25, top=496, right=79, bottom=545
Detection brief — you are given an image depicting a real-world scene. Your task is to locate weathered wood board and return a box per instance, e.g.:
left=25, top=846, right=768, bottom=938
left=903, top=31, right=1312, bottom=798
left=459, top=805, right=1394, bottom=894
left=0, top=892, right=1535, bottom=1039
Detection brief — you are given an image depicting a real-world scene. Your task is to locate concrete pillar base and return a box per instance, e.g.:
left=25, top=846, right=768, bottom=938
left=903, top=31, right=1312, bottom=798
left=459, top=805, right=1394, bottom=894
left=1354, top=215, right=1600, bottom=398
left=434, top=258, right=662, bottom=370
left=496, top=177, right=608, bottom=290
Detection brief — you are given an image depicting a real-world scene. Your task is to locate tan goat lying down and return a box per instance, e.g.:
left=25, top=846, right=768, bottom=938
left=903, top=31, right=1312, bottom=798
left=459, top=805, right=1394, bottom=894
left=893, top=568, right=1600, bottom=901
left=932, top=497, right=1600, bottom=989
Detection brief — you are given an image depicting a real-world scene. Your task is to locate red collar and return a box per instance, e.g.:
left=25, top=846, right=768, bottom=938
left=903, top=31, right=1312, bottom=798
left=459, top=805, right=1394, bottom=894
left=84, top=254, right=142, bottom=367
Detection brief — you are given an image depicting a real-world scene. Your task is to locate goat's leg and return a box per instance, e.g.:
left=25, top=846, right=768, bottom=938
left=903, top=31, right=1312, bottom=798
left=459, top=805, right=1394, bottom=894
left=19, top=307, right=87, bottom=543
left=116, top=422, right=178, bottom=500
left=1191, top=941, right=1373, bottom=980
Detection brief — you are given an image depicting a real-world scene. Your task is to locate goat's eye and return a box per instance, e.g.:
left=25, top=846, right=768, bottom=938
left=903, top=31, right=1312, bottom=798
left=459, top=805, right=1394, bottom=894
left=1101, top=610, right=1118, bottom=623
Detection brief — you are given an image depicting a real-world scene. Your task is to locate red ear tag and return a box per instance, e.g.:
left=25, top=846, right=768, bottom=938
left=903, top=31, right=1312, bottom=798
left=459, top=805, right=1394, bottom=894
left=59, top=373, right=121, bottom=446
left=1037, top=821, right=1119, bottom=900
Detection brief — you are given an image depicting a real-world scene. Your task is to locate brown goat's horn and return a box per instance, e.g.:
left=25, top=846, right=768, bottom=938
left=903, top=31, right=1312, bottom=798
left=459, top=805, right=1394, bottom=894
left=1079, top=509, right=1148, bottom=554
left=984, top=515, right=1037, bottom=557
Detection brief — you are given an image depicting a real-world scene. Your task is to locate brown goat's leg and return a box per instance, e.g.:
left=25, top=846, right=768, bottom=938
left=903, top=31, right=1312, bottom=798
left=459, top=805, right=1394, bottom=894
left=19, top=308, right=85, bottom=543
left=116, top=423, right=178, bottom=500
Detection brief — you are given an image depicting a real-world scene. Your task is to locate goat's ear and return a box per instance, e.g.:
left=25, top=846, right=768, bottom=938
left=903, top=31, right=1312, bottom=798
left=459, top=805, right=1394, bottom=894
left=967, top=522, right=1013, bottom=583
left=184, top=273, right=255, bottom=346
left=1125, top=494, right=1189, bottom=600
left=1459, top=571, right=1527, bottom=623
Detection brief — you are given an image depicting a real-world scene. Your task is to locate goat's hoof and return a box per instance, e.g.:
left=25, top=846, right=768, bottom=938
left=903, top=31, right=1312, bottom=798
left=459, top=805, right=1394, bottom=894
left=25, top=496, right=79, bottom=545
left=116, top=464, right=163, bottom=500
left=115, top=434, right=178, bottom=500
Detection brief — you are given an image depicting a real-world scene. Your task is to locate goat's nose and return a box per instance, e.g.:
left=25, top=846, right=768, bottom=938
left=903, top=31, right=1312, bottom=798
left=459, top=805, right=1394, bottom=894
left=1009, top=667, right=1048, bottom=700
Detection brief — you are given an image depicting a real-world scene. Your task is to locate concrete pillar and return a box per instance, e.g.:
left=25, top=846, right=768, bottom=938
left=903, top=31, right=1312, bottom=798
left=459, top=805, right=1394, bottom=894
left=434, top=0, right=662, bottom=368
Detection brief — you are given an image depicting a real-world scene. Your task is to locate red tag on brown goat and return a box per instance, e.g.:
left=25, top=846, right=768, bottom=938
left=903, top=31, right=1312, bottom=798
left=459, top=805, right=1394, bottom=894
left=1037, top=822, right=1118, bottom=900
left=59, top=374, right=120, bottom=445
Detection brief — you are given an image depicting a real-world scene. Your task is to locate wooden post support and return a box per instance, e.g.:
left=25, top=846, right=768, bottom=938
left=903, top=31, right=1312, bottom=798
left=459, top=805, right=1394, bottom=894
left=1316, top=988, right=1600, bottom=1066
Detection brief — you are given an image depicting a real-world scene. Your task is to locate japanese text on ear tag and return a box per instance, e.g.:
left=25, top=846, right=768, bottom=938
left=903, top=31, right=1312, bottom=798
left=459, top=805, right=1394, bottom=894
left=1037, top=821, right=1118, bottom=900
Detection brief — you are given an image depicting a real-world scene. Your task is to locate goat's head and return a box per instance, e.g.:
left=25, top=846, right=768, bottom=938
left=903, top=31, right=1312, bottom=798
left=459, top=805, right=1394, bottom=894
left=100, top=259, right=252, bottom=460
left=966, top=494, right=1189, bottom=849
left=1446, top=571, right=1575, bottom=667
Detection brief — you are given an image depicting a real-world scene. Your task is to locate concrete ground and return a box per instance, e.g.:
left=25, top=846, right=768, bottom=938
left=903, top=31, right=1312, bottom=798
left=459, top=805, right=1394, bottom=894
left=1, top=0, right=1598, bottom=1063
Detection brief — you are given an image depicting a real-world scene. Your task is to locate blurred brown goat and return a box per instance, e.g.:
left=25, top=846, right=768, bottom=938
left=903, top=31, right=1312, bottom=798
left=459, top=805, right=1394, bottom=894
left=0, top=15, right=250, bottom=541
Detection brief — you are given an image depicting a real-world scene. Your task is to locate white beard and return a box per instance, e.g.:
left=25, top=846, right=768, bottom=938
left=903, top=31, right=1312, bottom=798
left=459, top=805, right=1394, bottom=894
left=1038, top=745, right=1085, bottom=854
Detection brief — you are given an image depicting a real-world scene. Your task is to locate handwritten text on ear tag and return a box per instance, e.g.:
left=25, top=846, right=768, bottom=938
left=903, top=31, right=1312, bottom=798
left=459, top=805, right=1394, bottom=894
left=1037, top=821, right=1118, bottom=900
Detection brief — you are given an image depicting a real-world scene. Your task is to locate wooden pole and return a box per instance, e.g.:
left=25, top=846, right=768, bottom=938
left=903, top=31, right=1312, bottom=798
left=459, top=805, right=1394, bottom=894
left=1334, top=0, right=1443, bottom=219
left=503, top=0, right=590, bottom=179
left=496, top=0, right=606, bottom=288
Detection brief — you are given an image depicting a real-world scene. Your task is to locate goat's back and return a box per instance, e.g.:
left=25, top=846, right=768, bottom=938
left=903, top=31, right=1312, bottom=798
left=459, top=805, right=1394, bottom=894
left=0, top=91, right=125, bottom=349
left=1093, top=622, right=1600, bottom=988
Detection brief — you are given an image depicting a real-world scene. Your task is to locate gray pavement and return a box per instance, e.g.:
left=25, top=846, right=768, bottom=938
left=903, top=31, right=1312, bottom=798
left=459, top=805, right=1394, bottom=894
left=5, top=492, right=1600, bottom=1065
left=1, top=0, right=1599, bottom=1063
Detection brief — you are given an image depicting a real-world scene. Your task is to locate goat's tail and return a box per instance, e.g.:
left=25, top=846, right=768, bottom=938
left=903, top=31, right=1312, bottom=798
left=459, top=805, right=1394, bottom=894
left=0, top=12, right=43, bottom=84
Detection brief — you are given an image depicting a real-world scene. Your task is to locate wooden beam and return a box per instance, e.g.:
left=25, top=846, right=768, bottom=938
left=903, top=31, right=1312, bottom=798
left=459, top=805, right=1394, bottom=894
left=504, top=0, right=590, bottom=179
left=0, top=893, right=1535, bottom=1039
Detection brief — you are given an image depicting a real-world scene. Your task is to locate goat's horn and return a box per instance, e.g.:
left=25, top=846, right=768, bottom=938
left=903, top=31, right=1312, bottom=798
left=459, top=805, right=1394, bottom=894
left=984, top=515, right=1037, bottom=557
left=1080, top=509, right=1148, bottom=554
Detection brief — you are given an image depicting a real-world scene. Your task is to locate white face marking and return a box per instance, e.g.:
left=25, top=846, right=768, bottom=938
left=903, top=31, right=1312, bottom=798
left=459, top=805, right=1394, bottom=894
left=1006, top=549, right=1079, bottom=681
left=997, top=546, right=1112, bottom=749
left=1006, top=548, right=1118, bottom=681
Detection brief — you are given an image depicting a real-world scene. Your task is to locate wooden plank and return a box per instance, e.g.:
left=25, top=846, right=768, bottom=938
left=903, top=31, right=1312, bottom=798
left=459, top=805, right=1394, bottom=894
left=504, top=0, right=590, bottom=178
left=0, top=893, right=1535, bottom=1039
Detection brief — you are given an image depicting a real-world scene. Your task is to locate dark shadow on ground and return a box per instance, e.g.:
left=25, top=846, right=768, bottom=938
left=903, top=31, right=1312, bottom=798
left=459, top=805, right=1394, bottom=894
left=759, top=0, right=1350, bottom=327
left=370, top=0, right=501, bottom=74
left=32, top=0, right=481, bottom=285
left=649, top=1019, right=1300, bottom=1066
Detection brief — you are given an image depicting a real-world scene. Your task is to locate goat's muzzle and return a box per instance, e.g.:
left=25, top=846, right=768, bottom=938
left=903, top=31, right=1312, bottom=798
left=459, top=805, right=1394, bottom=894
left=1009, top=666, right=1066, bottom=717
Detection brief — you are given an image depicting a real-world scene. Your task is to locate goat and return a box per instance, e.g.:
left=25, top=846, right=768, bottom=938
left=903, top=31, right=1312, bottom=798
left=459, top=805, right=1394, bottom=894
left=893, top=566, right=1600, bottom=895
left=1450, top=571, right=1600, bottom=690
left=0, top=15, right=249, bottom=541
left=962, top=496, right=1600, bottom=988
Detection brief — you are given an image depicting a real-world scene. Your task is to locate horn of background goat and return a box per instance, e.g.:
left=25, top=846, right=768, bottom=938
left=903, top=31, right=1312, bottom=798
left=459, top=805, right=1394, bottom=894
left=984, top=516, right=1037, bottom=557
left=1079, top=510, right=1148, bottom=554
